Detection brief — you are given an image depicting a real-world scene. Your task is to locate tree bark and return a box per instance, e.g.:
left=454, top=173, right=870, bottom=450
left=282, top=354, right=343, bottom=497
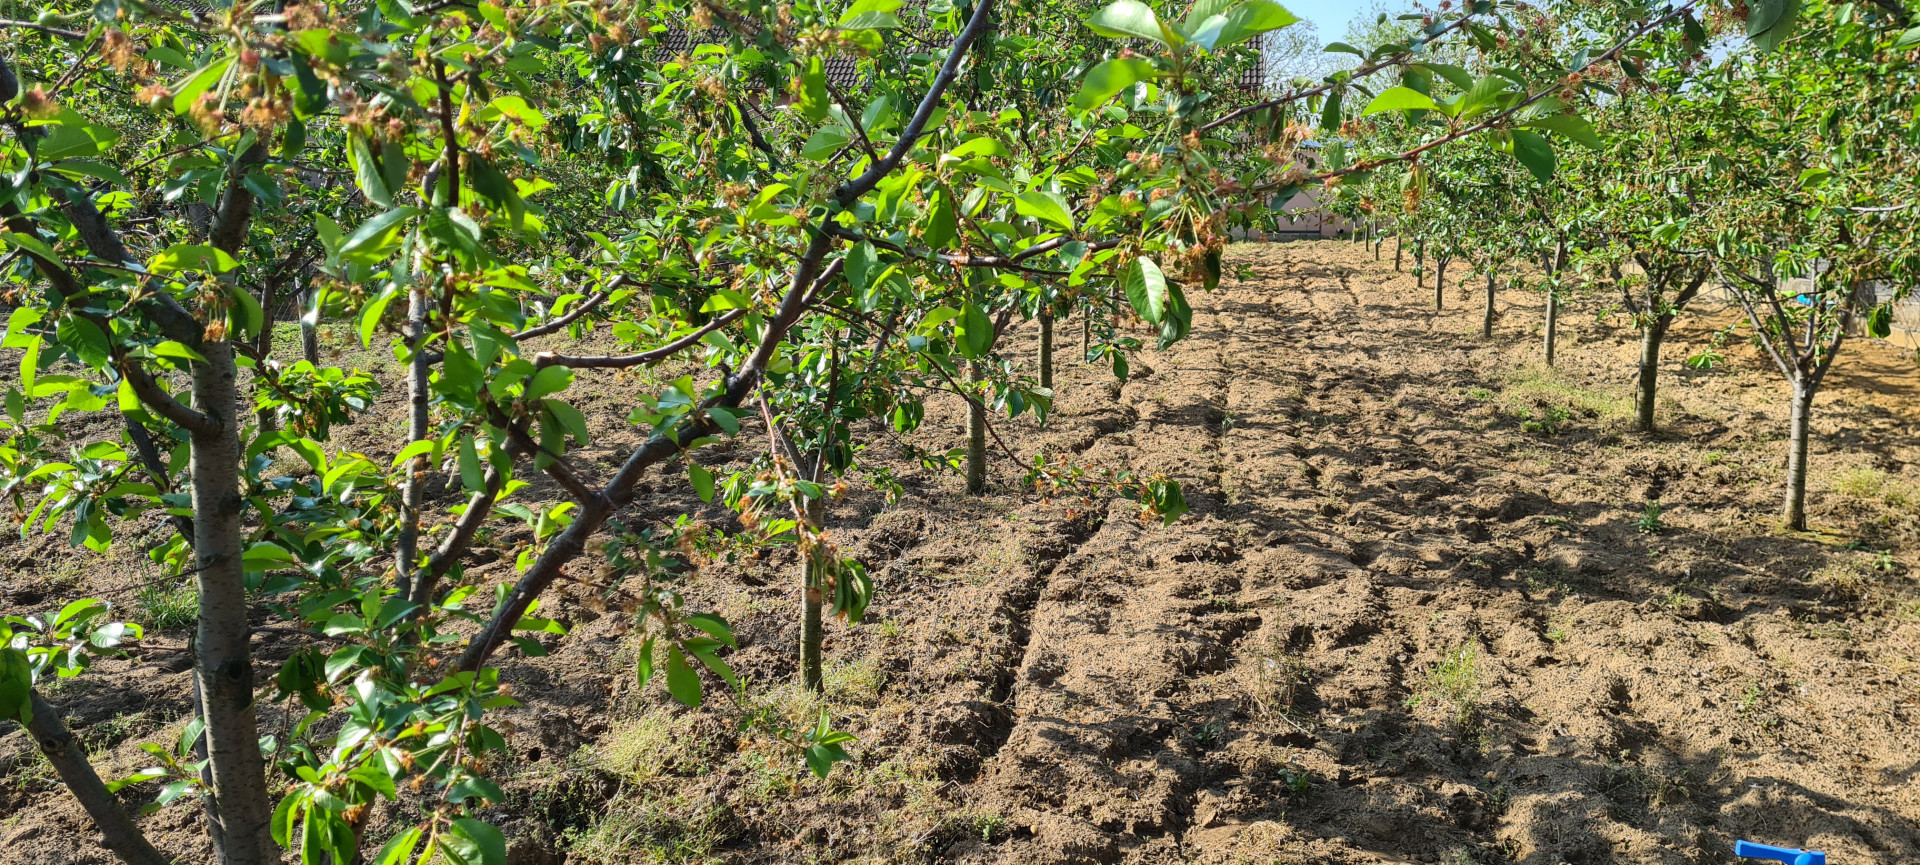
left=396, top=285, right=431, bottom=602
left=1435, top=257, right=1448, bottom=310
left=1482, top=272, right=1497, bottom=338
left=1543, top=285, right=1558, bottom=366
left=965, top=360, right=987, bottom=494
left=1038, top=308, right=1053, bottom=391
left=1782, top=376, right=1814, bottom=531
left=25, top=691, right=172, bottom=865
left=188, top=343, right=275, bottom=865
left=1395, top=235, right=1404, bottom=271
left=799, top=496, right=826, bottom=691
left=1632, top=318, right=1670, bottom=433
left=299, top=276, right=320, bottom=366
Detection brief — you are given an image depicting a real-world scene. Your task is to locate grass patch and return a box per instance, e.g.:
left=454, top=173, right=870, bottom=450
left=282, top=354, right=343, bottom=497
left=1493, top=364, right=1630, bottom=435
left=1408, top=644, right=1483, bottom=732
left=133, top=579, right=198, bottom=632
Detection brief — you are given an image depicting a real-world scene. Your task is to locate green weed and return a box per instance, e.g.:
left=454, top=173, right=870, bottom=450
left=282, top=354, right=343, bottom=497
left=1636, top=501, right=1666, bottom=535
left=1408, top=645, right=1483, bottom=732
left=133, top=579, right=198, bottom=631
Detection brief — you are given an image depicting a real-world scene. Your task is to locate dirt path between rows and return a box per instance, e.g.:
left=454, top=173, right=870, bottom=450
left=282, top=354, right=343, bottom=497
left=3, top=240, right=1918, bottom=865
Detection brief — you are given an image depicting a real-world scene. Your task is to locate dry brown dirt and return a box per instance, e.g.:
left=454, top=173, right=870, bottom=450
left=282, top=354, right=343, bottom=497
left=3, top=240, right=1919, bottom=865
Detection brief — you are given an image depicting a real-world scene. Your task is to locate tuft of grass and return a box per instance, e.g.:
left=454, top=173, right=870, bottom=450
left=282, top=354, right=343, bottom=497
left=1500, top=364, right=1632, bottom=422
left=1832, top=467, right=1887, bottom=499
left=1238, top=634, right=1308, bottom=718
left=1408, top=644, right=1483, bottom=732
left=564, top=789, right=736, bottom=865
left=591, top=704, right=718, bottom=784
left=133, top=580, right=198, bottom=631
left=824, top=656, right=888, bottom=707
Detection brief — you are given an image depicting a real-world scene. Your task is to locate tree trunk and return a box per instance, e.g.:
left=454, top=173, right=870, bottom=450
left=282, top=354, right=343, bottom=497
left=299, top=276, right=319, bottom=366
left=26, top=691, right=172, bottom=865
left=799, top=496, right=826, bottom=691
left=965, top=360, right=987, bottom=494
left=1038, top=308, right=1053, bottom=392
left=1543, top=286, right=1558, bottom=366
left=1395, top=235, right=1404, bottom=271
left=1482, top=272, right=1497, bottom=338
left=1081, top=312, right=1090, bottom=364
left=1434, top=258, right=1448, bottom=310
left=1633, top=318, right=1670, bottom=433
left=188, top=344, right=275, bottom=865
left=396, top=285, right=430, bottom=601
left=1782, top=376, right=1815, bottom=531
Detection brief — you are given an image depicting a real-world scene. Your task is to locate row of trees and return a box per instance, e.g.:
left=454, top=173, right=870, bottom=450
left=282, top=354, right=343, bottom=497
left=0, top=1, right=1867, bottom=864
left=1342, top=0, right=1918, bottom=532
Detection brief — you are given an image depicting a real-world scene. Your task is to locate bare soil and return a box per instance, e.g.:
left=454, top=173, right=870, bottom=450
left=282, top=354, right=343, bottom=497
left=4, top=240, right=1919, bottom=865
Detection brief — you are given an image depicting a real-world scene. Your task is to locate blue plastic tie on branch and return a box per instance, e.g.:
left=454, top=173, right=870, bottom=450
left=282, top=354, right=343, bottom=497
left=1735, top=840, right=1826, bottom=865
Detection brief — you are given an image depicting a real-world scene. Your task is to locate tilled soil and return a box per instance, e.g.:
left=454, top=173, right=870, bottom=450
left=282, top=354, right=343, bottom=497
left=4, top=240, right=1919, bottom=865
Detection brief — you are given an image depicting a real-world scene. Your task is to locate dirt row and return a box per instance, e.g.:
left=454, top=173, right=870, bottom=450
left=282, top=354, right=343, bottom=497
left=3, top=240, right=1919, bottom=865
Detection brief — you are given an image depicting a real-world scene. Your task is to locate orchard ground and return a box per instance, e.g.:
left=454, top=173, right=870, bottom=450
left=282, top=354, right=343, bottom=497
left=2, top=239, right=1918, bottom=865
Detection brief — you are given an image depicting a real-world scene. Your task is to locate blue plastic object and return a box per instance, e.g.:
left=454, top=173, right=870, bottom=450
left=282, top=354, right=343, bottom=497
left=1735, top=840, right=1826, bottom=865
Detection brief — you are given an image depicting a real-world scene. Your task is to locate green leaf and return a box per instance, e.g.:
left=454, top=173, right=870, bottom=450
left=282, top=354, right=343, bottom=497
left=347, top=132, right=393, bottom=209
left=1014, top=191, right=1076, bottom=232
left=801, top=127, right=850, bottom=161
left=459, top=435, right=485, bottom=492
left=665, top=644, right=702, bottom=707
left=0, top=648, right=33, bottom=724
left=1524, top=113, right=1601, bottom=149
left=56, top=316, right=110, bottom=368
left=229, top=285, right=264, bottom=339
left=1867, top=303, right=1893, bottom=338
left=359, top=286, right=398, bottom=347
left=1124, top=256, right=1169, bottom=325
left=1747, top=0, right=1787, bottom=36
left=1192, top=0, right=1298, bottom=50
left=798, top=56, right=830, bottom=121
left=1361, top=86, right=1437, bottom=115
left=1415, top=62, right=1475, bottom=91
left=149, top=244, right=240, bottom=274
left=1324, top=41, right=1365, bottom=56
left=338, top=207, right=419, bottom=266
left=1087, top=0, right=1173, bottom=46
left=447, top=819, right=507, bottom=865
left=391, top=439, right=437, bottom=468
left=372, top=827, right=422, bottom=865
left=172, top=56, right=234, bottom=115
left=0, top=232, right=60, bottom=264
left=1748, top=0, right=1802, bottom=51
left=1797, top=167, right=1831, bottom=188
left=1073, top=58, right=1158, bottom=111
left=1320, top=89, right=1343, bottom=132
left=957, top=302, right=994, bottom=358
left=524, top=365, right=573, bottom=401
left=839, top=0, right=903, bottom=29
left=689, top=463, right=715, bottom=502
left=1509, top=129, right=1555, bottom=182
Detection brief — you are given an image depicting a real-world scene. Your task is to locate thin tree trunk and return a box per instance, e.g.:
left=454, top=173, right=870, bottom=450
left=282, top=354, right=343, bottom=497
left=965, top=360, right=987, bottom=494
left=25, top=692, right=172, bottom=865
left=1782, top=376, right=1814, bottom=531
left=299, top=276, right=319, bottom=366
left=1435, top=257, right=1448, bottom=310
left=188, top=343, right=275, bottom=865
left=1633, top=318, right=1670, bottom=433
left=1543, top=286, right=1558, bottom=366
left=799, top=496, right=826, bottom=691
left=1395, top=235, right=1404, bottom=271
left=1483, top=272, right=1497, bottom=337
left=396, top=285, right=430, bottom=601
left=1081, top=310, right=1090, bottom=364
left=1038, top=308, right=1053, bottom=391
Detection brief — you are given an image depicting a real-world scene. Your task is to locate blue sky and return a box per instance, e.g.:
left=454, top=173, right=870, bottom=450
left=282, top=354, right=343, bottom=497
left=1283, top=0, right=1386, bottom=42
